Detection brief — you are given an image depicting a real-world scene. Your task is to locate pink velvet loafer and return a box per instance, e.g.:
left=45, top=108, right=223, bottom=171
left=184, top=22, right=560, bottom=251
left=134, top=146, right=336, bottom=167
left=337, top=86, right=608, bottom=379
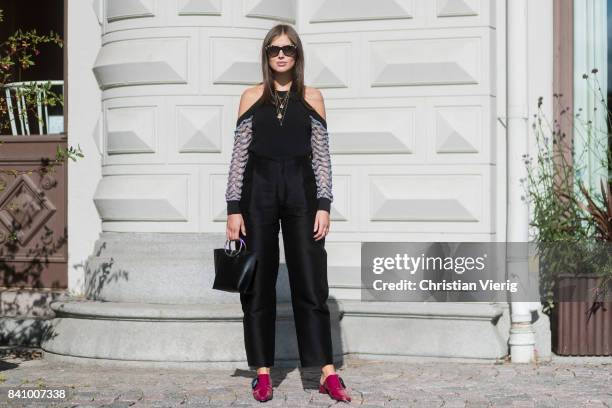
left=319, top=373, right=351, bottom=402
left=251, top=373, right=273, bottom=402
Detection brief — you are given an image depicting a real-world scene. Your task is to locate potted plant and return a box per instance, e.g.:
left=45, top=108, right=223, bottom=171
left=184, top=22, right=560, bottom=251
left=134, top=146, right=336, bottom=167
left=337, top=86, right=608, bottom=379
left=524, top=68, right=612, bottom=356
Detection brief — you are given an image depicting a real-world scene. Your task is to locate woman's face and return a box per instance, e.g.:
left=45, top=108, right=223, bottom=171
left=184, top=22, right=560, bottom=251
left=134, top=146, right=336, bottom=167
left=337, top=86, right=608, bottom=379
left=267, top=34, right=296, bottom=74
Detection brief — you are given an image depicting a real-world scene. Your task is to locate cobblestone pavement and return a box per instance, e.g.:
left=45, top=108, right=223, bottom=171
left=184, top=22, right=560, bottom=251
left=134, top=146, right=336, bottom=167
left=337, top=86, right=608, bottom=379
left=0, top=349, right=611, bottom=407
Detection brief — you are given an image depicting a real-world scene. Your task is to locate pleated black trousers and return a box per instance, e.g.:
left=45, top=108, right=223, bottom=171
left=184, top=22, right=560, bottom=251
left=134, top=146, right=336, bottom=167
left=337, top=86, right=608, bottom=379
left=238, top=150, right=334, bottom=368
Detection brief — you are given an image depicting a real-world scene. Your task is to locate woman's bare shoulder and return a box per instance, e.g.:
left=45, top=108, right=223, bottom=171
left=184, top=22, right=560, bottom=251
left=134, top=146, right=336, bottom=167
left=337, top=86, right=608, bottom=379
left=304, top=86, right=326, bottom=121
left=237, top=84, right=264, bottom=120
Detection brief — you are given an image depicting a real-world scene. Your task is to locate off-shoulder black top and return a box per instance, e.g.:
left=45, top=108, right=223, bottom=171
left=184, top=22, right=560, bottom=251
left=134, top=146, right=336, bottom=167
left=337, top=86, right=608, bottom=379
left=225, top=85, right=332, bottom=215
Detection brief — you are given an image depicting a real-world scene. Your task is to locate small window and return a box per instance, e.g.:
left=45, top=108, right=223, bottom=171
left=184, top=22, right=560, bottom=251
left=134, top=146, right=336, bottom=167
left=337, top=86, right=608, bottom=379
left=0, top=0, right=65, bottom=135
left=572, top=0, right=608, bottom=185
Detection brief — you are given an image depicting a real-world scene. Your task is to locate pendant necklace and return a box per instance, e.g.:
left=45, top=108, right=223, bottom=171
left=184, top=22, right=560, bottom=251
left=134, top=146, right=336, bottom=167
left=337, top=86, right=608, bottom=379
left=273, top=89, right=290, bottom=126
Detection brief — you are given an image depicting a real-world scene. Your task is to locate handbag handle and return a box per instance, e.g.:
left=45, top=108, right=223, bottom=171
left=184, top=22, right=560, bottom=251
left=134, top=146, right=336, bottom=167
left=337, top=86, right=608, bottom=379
left=224, top=238, right=247, bottom=257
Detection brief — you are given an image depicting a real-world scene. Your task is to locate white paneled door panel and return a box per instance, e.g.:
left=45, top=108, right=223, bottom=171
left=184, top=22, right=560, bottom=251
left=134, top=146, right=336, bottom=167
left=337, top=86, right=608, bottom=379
left=210, top=36, right=265, bottom=85
left=94, top=37, right=190, bottom=88
left=426, top=95, right=496, bottom=165
left=102, top=0, right=293, bottom=34
left=328, top=106, right=419, bottom=155
left=103, top=97, right=166, bottom=166
left=361, top=165, right=495, bottom=234
left=298, top=0, right=495, bottom=33
left=365, top=27, right=494, bottom=97
left=200, top=28, right=268, bottom=95
left=96, top=165, right=200, bottom=232
left=242, top=0, right=296, bottom=24
left=95, top=27, right=200, bottom=98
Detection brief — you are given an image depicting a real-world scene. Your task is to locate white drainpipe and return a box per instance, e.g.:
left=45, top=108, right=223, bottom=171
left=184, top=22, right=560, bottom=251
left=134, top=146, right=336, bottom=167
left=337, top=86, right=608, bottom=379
left=506, top=0, right=536, bottom=363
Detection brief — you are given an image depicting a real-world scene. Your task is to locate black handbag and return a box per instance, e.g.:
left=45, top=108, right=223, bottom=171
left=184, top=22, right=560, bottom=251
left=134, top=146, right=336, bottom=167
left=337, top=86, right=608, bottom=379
left=213, top=238, right=258, bottom=293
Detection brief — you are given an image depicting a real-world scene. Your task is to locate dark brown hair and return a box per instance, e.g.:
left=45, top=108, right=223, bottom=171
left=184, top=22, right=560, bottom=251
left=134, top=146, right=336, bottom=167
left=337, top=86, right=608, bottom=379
left=260, top=24, right=305, bottom=105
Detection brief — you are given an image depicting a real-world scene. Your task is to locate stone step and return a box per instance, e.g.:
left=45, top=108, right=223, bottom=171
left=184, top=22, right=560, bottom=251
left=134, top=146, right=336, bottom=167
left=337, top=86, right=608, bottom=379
left=0, top=317, right=53, bottom=347
left=0, top=289, right=71, bottom=318
left=42, top=299, right=344, bottom=366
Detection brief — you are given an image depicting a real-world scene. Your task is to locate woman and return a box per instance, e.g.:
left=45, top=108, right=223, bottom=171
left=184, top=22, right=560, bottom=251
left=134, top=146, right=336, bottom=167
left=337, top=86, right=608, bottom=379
left=225, top=24, right=351, bottom=403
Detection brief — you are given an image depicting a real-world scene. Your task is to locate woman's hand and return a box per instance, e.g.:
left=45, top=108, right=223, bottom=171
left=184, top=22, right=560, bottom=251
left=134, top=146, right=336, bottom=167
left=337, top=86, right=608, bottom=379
left=226, top=213, right=246, bottom=241
left=313, top=210, right=330, bottom=241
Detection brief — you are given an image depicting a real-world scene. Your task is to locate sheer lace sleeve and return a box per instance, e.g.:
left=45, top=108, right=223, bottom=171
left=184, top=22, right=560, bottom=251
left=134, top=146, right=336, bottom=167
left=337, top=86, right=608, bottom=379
left=225, top=115, right=254, bottom=214
left=309, top=115, right=333, bottom=213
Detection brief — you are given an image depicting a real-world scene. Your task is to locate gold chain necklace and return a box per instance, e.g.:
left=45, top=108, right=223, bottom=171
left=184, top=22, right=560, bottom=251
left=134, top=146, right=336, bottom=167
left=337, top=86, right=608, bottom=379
left=273, top=90, right=290, bottom=126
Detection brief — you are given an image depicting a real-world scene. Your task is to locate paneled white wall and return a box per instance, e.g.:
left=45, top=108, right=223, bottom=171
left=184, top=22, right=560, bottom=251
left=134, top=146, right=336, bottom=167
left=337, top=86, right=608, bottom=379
left=90, top=1, right=502, bottom=289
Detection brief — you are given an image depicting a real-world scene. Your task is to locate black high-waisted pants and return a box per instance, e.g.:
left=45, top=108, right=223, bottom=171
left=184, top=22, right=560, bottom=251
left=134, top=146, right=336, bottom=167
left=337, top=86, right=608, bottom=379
left=238, top=150, right=333, bottom=368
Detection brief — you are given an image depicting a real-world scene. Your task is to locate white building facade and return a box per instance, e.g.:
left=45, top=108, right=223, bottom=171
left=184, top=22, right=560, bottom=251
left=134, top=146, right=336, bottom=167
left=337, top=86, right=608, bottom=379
left=45, top=0, right=561, bottom=365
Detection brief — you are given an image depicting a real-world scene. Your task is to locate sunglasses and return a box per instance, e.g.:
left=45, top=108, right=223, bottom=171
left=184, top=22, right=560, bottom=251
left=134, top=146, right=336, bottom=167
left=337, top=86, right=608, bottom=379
left=265, top=44, right=297, bottom=58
